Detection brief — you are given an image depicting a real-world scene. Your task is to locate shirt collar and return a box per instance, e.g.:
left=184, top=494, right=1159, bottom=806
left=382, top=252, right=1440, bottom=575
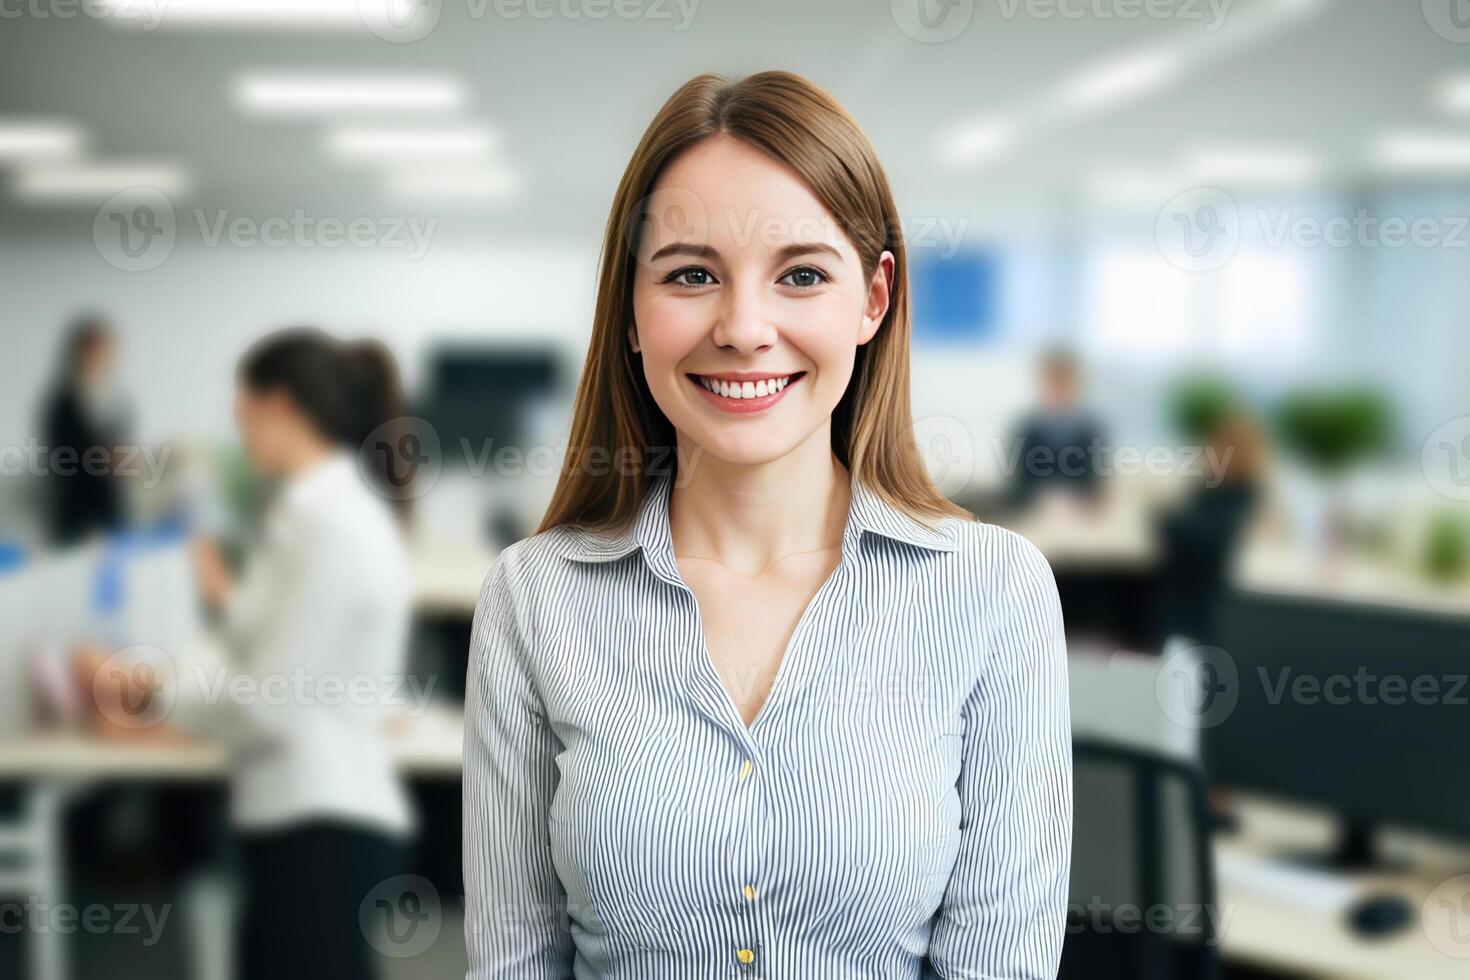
left=559, top=469, right=958, bottom=574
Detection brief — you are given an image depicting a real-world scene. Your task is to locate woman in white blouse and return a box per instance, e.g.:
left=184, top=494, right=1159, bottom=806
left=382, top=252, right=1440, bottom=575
left=464, top=72, right=1072, bottom=978
left=89, top=327, right=416, bottom=980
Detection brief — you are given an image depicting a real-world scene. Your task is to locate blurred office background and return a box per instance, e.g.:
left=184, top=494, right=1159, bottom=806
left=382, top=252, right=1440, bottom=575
left=2, top=0, right=1470, bottom=977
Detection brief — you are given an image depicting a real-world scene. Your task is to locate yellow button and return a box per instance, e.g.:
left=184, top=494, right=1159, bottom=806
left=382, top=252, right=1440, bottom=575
left=743, top=884, right=757, bottom=900
left=736, top=948, right=755, bottom=964
left=739, top=759, right=754, bottom=781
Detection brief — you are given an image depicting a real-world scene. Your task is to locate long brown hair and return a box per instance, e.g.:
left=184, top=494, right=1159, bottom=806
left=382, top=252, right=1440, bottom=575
left=536, top=70, right=973, bottom=535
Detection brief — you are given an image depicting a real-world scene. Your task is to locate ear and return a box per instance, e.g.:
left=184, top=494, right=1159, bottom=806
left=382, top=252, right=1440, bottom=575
left=858, top=250, right=895, bottom=347
left=627, top=323, right=641, bottom=354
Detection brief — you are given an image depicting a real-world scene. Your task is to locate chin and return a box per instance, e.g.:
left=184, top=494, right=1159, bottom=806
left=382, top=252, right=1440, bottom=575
left=679, top=426, right=808, bottom=471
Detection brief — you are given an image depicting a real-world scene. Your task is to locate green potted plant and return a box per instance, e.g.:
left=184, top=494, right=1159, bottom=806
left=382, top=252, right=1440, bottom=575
left=1275, top=387, right=1392, bottom=475
left=1273, top=386, right=1393, bottom=555
left=1423, top=510, right=1470, bottom=584
left=1169, top=373, right=1240, bottom=442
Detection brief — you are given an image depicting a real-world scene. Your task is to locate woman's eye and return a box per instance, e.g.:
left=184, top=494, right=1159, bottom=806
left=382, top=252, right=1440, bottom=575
left=779, top=266, right=827, bottom=288
left=665, top=267, right=716, bottom=287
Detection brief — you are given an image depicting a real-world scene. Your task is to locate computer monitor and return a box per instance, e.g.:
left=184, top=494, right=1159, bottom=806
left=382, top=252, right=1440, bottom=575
left=1205, top=589, right=1470, bottom=864
left=417, top=345, right=564, bottom=468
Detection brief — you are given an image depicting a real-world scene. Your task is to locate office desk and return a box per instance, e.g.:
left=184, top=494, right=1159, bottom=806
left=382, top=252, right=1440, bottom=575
left=1216, top=797, right=1470, bottom=979
left=1233, top=539, right=1470, bottom=620
left=998, top=498, right=1158, bottom=572
left=0, top=705, right=464, bottom=980
left=0, top=701, right=465, bottom=781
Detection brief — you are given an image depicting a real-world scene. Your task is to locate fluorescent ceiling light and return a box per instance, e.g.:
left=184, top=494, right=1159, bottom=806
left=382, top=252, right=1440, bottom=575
left=234, top=72, right=467, bottom=116
left=384, top=166, right=521, bottom=202
left=937, top=117, right=1016, bottom=170
left=1435, top=74, right=1470, bottom=115
left=326, top=125, right=499, bottom=163
left=0, top=119, right=86, bottom=161
left=1374, top=133, right=1470, bottom=172
left=12, top=162, right=191, bottom=202
left=1057, top=48, right=1183, bottom=112
left=98, top=0, right=420, bottom=29
left=1185, top=145, right=1322, bottom=183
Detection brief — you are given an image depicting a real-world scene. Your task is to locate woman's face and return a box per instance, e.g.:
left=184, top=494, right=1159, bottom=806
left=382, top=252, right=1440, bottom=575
left=630, top=135, right=893, bottom=469
left=233, top=384, right=298, bottom=476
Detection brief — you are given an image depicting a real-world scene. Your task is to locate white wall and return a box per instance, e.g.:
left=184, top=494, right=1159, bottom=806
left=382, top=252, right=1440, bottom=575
left=1, top=238, right=599, bottom=448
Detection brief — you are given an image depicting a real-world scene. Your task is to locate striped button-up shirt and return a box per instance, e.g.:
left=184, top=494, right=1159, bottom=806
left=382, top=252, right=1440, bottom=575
left=464, top=470, right=1072, bottom=978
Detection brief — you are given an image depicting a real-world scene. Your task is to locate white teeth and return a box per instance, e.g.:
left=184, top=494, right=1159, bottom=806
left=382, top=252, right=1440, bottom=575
left=698, top=375, right=793, bottom=399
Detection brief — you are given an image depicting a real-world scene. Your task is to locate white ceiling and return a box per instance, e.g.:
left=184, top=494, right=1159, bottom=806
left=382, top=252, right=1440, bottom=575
left=0, top=0, right=1465, bottom=240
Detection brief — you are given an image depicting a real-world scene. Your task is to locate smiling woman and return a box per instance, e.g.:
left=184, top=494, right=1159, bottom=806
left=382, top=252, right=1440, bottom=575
left=462, top=70, right=1072, bottom=979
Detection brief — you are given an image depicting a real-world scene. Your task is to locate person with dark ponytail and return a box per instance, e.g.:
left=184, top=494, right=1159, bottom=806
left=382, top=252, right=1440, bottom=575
left=91, top=326, right=418, bottom=979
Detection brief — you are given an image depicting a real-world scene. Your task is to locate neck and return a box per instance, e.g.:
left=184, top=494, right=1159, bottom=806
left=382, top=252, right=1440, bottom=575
left=669, top=425, right=849, bottom=576
left=279, top=437, right=337, bottom=481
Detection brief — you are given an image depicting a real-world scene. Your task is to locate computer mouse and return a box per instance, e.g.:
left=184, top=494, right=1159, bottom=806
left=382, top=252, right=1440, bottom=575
left=1345, top=894, right=1415, bottom=938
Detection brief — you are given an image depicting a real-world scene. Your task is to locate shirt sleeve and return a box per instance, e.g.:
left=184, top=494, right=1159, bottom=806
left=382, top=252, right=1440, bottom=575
left=926, top=531, right=1073, bottom=979
left=463, top=549, right=575, bottom=978
left=168, top=513, right=356, bottom=752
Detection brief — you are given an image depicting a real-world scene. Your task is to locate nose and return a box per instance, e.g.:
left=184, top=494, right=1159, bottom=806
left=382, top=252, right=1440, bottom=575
left=710, top=278, right=777, bottom=353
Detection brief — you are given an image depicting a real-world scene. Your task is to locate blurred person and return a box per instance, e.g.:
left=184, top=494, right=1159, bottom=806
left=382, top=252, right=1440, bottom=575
left=463, top=71, right=1072, bottom=978
left=1007, top=346, right=1108, bottom=512
left=1153, top=413, right=1265, bottom=647
left=40, top=314, right=132, bottom=545
left=82, top=327, right=416, bottom=980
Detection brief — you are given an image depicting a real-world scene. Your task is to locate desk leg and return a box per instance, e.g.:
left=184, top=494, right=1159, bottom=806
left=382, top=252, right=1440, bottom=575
left=0, top=784, right=68, bottom=980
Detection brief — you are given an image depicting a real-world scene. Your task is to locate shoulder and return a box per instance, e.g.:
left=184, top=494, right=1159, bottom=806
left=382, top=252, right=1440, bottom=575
left=279, top=480, right=408, bottom=580
left=937, top=517, right=1063, bottom=632
left=472, top=524, right=590, bottom=612
left=943, top=516, right=1056, bottom=585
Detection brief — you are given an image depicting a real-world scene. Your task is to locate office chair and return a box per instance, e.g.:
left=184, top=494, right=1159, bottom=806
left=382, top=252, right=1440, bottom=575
left=1059, top=738, right=1222, bottom=980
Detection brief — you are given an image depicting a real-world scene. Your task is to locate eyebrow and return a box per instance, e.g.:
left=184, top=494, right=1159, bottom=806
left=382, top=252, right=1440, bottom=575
left=646, top=241, right=845, bottom=264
